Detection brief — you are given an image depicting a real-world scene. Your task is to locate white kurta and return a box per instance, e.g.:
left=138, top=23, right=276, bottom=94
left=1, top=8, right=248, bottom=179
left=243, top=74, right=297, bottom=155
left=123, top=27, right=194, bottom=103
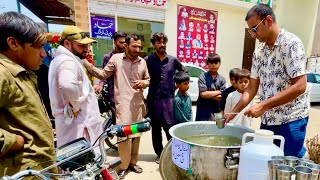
left=48, top=46, right=103, bottom=148
left=224, top=91, right=253, bottom=128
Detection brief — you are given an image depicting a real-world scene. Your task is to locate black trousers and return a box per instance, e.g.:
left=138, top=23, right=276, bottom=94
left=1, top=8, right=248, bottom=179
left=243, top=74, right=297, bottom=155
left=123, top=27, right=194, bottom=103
left=148, top=98, right=175, bottom=157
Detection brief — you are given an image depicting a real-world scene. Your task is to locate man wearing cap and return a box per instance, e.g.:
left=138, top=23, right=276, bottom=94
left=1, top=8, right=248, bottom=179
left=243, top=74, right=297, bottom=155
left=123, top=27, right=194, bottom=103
left=48, top=26, right=103, bottom=149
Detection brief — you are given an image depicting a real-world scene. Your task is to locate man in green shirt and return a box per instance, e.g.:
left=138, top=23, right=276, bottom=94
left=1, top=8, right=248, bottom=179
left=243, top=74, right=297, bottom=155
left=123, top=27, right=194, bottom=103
left=0, top=12, right=57, bottom=176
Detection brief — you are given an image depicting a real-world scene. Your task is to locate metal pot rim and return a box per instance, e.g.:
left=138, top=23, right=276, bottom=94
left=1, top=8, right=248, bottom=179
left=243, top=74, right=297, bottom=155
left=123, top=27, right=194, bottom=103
left=169, top=121, right=254, bottom=148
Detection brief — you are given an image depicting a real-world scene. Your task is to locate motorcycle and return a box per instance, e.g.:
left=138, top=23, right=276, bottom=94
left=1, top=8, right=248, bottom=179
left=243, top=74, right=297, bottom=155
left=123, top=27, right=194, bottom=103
left=0, top=119, right=151, bottom=180
left=96, top=84, right=118, bottom=150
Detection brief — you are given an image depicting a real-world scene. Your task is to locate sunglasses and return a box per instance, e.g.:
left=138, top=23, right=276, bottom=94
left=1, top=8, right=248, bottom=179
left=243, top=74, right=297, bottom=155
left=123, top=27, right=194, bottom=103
left=248, top=18, right=265, bottom=35
left=65, top=32, right=90, bottom=39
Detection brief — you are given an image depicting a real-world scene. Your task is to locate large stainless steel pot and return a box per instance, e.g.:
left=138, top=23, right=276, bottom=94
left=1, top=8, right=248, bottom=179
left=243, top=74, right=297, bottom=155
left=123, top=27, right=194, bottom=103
left=160, top=121, right=254, bottom=180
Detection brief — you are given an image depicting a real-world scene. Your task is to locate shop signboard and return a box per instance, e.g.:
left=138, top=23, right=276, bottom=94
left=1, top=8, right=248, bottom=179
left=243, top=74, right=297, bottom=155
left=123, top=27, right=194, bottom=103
left=177, top=5, right=218, bottom=69
left=90, top=15, right=115, bottom=40
left=239, top=0, right=272, bottom=7
left=124, top=0, right=167, bottom=8
left=101, top=0, right=168, bottom=9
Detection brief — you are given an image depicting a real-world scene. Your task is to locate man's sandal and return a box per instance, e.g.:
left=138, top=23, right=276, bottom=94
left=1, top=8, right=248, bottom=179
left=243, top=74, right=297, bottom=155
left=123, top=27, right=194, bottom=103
left=118, top=169, right=126, bottom=179
left=128, top=164, right=143, bottom=173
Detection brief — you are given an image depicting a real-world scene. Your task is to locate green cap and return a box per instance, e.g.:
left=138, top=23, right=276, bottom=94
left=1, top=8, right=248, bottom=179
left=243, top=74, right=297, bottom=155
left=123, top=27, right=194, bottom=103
left=61, top=26, right=96, bottom=44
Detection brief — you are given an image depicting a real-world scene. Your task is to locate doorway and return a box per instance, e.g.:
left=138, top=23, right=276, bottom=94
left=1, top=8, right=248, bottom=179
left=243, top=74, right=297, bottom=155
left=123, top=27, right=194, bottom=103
left=117, top=17, right=164, bottom=58
left=242, top=28, right=256, bottom=71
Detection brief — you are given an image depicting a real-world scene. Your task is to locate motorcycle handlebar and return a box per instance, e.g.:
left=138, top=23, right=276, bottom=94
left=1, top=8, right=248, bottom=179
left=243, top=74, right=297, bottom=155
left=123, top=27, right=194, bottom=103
left=107, top=118, right=151, bottom=137
left=0, top=118, right=152, bottom=180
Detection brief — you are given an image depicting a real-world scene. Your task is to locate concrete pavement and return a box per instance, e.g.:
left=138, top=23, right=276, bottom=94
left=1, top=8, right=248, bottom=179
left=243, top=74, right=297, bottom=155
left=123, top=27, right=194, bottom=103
left=108, top=104, right=320, bottom=180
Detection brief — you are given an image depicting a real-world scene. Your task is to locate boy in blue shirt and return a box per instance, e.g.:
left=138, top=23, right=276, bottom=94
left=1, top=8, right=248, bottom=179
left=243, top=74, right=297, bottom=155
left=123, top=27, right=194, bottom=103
left=173, top=71, right=193, bottom=123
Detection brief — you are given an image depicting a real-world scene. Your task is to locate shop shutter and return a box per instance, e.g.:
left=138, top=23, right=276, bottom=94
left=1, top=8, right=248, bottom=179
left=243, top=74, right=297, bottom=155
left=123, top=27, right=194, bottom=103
left=90, top=0, right=165, bottom=22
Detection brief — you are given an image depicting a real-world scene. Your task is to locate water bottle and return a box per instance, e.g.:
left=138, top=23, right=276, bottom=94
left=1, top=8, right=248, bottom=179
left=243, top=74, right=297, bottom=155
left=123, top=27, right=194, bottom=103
left=237, top=130, right=285, bottom=180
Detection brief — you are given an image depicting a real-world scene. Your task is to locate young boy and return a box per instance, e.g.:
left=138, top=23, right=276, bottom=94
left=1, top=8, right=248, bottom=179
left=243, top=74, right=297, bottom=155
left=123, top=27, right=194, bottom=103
left=173, top=71, right=192, bottom=123
left=195, top=53, right=226, bottom=121
left=224, top=69, right=253, bottom=127
left=221, top=68, right=241, bottom=113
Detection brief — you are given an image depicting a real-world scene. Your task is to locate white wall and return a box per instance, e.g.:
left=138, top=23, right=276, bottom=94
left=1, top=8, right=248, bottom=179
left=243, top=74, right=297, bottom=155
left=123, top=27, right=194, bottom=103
left=165, top=0, right=253, bottom=81
left=274, top=0, right=319, bottom=57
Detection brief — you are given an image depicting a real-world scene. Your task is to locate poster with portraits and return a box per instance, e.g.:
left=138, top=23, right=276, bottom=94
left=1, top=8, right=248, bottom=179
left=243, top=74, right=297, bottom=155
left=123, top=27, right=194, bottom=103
left=177, top=5, right=218, bottom=69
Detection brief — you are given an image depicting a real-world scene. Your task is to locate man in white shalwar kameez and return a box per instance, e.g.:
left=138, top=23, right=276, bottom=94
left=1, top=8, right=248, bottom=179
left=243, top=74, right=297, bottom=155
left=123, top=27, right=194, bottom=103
left=48, top=26, right=103, bottom=149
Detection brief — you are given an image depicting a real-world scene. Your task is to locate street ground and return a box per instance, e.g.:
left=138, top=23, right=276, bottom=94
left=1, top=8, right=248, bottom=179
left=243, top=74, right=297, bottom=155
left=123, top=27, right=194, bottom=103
left=106, top=103, right=320, bottom=180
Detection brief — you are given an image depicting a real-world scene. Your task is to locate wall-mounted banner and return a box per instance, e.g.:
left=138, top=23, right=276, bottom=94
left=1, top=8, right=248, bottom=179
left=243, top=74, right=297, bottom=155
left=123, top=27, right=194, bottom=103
left=91, top=15, right=115, bottom=40
left=177, top=5, right=218, bottom=69
left=239, top=0, right=272, bottom=7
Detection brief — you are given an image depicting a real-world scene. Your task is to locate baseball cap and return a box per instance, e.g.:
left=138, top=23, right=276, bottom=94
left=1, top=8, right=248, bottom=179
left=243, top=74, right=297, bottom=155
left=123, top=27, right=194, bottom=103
left=61, top=26, right=96, bottom=44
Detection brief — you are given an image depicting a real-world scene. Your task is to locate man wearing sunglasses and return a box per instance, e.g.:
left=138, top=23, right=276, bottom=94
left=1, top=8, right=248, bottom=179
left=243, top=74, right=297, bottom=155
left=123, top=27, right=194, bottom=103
left=225, top=4, right=309, bottom=158
left=48, top=26, right=103, bottom=150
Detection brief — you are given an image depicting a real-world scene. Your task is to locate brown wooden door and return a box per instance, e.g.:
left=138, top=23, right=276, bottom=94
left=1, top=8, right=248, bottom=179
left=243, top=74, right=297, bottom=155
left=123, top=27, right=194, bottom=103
left=242, top=28, right=256, bottom=71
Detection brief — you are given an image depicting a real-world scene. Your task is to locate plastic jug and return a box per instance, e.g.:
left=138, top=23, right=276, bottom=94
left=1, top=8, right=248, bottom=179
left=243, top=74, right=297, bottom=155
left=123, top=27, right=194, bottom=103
left=237, top=130, right=285, bottom=180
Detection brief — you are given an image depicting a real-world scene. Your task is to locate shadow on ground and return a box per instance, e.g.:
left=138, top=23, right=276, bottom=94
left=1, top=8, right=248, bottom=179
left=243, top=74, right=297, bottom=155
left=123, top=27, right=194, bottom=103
left=139, top=153, right=158, bottom=163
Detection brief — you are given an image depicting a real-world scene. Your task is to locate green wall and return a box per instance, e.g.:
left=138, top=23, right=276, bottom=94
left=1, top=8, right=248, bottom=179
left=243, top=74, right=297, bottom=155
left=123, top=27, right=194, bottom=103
left=92, top=39, right=113, bottom=67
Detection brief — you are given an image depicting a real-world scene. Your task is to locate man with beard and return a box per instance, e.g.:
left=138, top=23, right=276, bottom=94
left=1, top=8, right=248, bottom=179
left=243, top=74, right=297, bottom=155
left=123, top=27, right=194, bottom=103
left=94, top=31, right=127, bottom=102
left=83, top=34, right=149, bottom=179
left=145, top=33, right=186, bottom=164
left=48, top=26, right=103, bottom=149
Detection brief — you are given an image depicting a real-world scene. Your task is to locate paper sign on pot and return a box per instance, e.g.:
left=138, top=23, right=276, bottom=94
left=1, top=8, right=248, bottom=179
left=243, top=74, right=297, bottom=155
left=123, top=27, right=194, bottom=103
left=172, top=138, right=190, bottom=170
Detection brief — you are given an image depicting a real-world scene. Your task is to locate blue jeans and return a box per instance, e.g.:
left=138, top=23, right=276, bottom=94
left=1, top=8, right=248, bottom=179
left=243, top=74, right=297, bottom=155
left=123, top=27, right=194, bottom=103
left=260, top=117, right=308, bottom=158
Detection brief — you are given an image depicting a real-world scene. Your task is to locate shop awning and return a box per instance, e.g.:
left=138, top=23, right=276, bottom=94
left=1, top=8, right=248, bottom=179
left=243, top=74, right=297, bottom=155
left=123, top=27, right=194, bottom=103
left=19, top=0, right=75, bottom=25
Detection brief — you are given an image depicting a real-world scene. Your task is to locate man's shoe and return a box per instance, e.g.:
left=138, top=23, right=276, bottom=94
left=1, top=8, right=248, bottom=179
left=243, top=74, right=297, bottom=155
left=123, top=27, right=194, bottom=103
left=155, top=156, right=160, bottom=164
left=118, top=169, right=126, bottom=179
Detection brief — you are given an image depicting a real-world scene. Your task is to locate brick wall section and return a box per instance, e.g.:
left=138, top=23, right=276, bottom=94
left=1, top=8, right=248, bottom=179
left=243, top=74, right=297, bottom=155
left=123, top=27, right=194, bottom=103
left=74, top=0, right=89, bottom=32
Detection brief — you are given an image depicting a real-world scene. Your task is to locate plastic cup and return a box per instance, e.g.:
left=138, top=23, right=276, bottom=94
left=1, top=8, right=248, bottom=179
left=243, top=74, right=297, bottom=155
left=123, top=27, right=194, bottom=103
left=277, top=165, right=294, bottom=180
left=268, top=159, right=284, bottom=180
left=295, top=165, right=312, bottom=180
left=285, top=156, right=299, bottom=168
left=306, top=163, right=320, bottom=180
